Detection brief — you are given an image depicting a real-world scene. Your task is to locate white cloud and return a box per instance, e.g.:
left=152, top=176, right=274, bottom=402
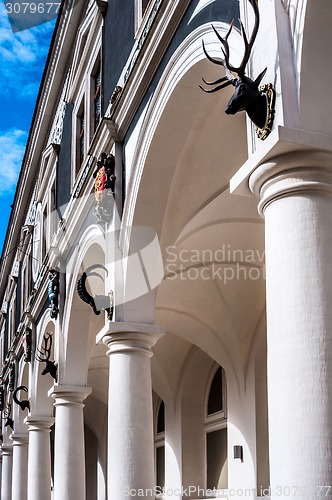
left=0, top=129, right=28, bottom=195
left=0, top=4, right=55, bottom=96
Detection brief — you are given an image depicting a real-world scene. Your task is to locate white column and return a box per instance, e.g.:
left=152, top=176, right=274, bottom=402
left=1, top=445, right=13, bottom=500
left=249, top=151, right=332, bottom=499
left=49, top=386, right=91, bottom=500
left=97, top=322, right=164, bottom=500
left=10, top=434, right=28, bottom=500
left=0, top=454, right=2, bottom=496
left=0, top=454, right=2, bottom=497
left=25, top=417, right=54, bottom=500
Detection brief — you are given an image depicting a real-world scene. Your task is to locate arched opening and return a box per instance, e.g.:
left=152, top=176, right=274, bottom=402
left=205, top=365, right=228, bottom=492
left=33, top=318, right=56, bottom=416
left=85, top=423, right=98, bottom=500
left=154, top=398, right=165, bottom=494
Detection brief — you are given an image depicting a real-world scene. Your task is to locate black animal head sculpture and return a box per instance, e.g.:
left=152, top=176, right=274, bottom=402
left=13, top=385, right=30, bottom=412
left=0, top=386, right=4, bottom=412
left=23, top=327, right=32, bottom=363
left=3, top=403, right=14, bottom=430
left=77, top=264, right=113, bottom=320
left=48, top=270, right=59, bottom=319
left=200, top=0, right=273, bottom=132
left=35, top=333, right=58, bottom=381
left=9, top=363, right=15, bottom=392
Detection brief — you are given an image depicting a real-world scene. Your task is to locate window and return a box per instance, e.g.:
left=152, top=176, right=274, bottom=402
left=77, top=99, right=85, bottom=174
left=135, top=0, right=153, bottom=32
left=205, top=366, right=228, bottom=492
left=155, top=399, right=165, bottom=493
left=50, top=181, right=57, bottom=239
left=93, top=64, right=101, bottom=133
left=207, top=366, right=224, bottom=415
left=206, top=429, right=228, bottom=490
left=142, top=0, right=150, bottom=13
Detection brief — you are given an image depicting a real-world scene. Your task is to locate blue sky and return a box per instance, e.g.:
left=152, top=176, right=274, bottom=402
left=0, top=3, right=56, bottom=255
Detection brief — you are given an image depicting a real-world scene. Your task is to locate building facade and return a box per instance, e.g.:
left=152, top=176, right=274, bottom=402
left=0, top=0, right=331, bottom=499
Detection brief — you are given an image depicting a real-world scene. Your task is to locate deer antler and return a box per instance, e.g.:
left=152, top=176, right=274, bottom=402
left=200, top=0, right=272, bottom=133
left=35, top=332, right=52, bottom=362
left=35, top=333, right=57, bottom=381
left=201, top=0, right=260, bottom=91
left=3, top=403, right=14, bottom=429
left=215, top=0, right=259, bottom=77
left=3, top=403, right=11, bottom=418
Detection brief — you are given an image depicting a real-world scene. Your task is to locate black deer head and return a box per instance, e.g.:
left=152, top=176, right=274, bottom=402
left=200, top=0, right=269, bottom=130
left=35, top=333, right=58, bottom=381
left=13, top=385, right=30, bottom=412
left=3, top=403, right=14, bottom=430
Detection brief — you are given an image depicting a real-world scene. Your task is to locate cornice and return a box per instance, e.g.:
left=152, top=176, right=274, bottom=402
left=0, top=0, right=88, bottom=303
left=108, top=0, right=192, bottom=140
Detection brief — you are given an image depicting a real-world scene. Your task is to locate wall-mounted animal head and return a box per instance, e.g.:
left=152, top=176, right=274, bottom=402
left=0, top=386, right=4, bottom=412
left=48, top=270, right=59, bottom=319
left=9, top=363, right=15, bottom=392
left=77, top=264, right=113, bottom=320
left=3, top=403, right=14, bottom=430
left=13, top=385, right=30, bottom=412
left=35, top=333, right=58, bottom=381
left=200, top=0, right=271, bottom=131
left=23, top=327, right=32, bottom=363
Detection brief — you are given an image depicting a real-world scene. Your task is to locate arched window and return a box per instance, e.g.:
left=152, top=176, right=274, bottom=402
left=205, top=366, right=228, bottom=491
left=135, top=0, right=153, bottom=32
left=155, top=399, right=165, bottom=494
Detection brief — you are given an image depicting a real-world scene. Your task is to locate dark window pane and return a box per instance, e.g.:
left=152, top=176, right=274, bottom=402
left=156, top=445, right=165, bottom=489
left=208, top=367, right=223, bottom=415
left=157, top=401, right=165, bottom=434
left=206, top=428, right=228, bottom=490
left=142, top=0, right=150, bottom=15
left=94, top=66, right=101, bottom=130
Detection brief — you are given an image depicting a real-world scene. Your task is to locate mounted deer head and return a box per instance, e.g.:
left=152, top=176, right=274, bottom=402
left=3, top=403, right=14, bottom=430
left=35, top=333, right=58, bottom=381
left=13, top=385, right=30, bottom=412
left=200, top=0, right=270, bottom=131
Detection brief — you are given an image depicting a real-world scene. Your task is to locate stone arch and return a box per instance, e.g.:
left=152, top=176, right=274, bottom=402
left=120, top=22, right=247, bottom=324
left=298, top=0, right=332, bottom=134
left=180, top=347, right=220, bottom=492
left=60, top=224, right=107, bottom=386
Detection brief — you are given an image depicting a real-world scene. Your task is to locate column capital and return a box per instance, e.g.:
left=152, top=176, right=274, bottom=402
left=248, top=150, right=332, bottom=217
left=96, top=321, right=165, bottom=356
left=24, top=416, right=54, bottom=432
left=230, top=126, right=332, bottom=196
left=1, top=445, right=12, bottom=456
left=48, top=385, right=92, bottom=405
left=9, top=433, right=28, bottom=446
